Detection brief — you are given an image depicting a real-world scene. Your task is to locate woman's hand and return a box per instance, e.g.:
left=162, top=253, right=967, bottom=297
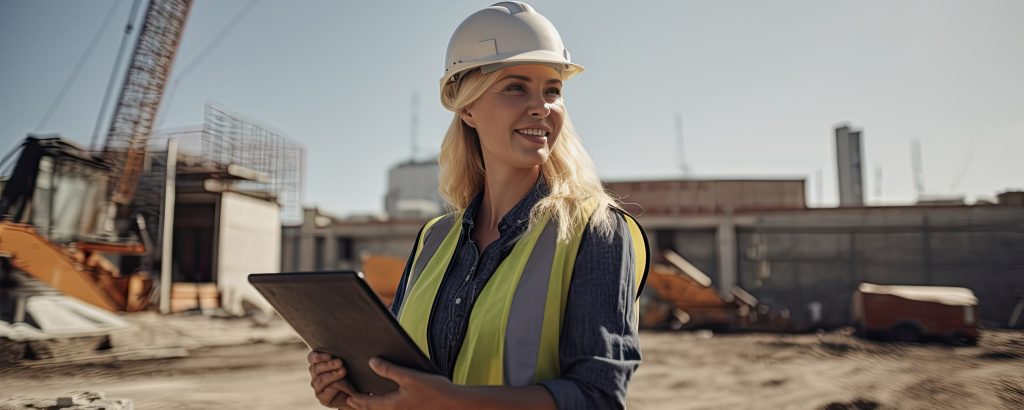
left=307, top=351, right=358, bottom=409
left=345, top=357, right=460, bottom=410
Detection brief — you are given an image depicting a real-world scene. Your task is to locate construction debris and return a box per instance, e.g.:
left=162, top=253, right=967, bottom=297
left=0, top=390, right=132, bottom=410
left=640, top=250, right=766, bottom=331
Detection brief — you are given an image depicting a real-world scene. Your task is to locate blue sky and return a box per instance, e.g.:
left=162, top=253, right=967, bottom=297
left=2, top=0, right=1021, bottom=215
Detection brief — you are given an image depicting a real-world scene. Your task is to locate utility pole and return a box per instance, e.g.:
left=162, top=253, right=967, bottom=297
left=410, top=92, right=419, bottom=162
left=911, top=139, right=925, bottom=198
left=815, top=168, right=824, bottom=207
left=874, top=165, right=883, bottom=202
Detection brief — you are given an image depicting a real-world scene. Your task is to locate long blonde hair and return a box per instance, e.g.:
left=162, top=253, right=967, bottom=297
left=438, top=68, right=617, bottom=241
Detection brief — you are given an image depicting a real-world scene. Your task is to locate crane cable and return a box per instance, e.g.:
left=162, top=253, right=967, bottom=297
left=35, top=0, right=125, bottom=132
left=154, top=0, right=260, bottom=132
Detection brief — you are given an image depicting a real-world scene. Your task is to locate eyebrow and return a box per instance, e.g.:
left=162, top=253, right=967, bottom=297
left=498, top=74, right=562, bottom=86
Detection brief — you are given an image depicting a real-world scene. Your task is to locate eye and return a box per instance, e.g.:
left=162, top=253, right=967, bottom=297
left=545, top=87, right=562, bottom=97
left=504, top=84, right=526, bottom=94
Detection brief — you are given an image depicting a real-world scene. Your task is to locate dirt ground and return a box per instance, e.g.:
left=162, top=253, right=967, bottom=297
left=2, top=315, right=1022, bottom=409
left=629, top=330, right=1024, bottom=410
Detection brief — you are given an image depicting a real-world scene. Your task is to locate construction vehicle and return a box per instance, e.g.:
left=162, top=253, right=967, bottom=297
left=0, top=0, right=193, bottom=313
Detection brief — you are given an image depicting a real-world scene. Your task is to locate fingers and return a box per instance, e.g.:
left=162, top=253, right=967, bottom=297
left=312, top=365, right=348, bottom=395
left=314, top=378, right=356, bottom=408
left=307, top=350, right=332, bottom=365
left=309, top=358, right=345, bottom=379
left=332, top=379, right=358, bottom=398
left=316, top=381, right=353, bottom=408
left=308, top=352, right=355, bottom=408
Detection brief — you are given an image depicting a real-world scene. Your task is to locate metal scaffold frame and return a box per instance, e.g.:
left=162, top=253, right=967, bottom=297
left=201, top=102, right=305, bottom=224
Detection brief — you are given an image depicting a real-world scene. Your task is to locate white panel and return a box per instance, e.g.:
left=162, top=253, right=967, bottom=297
left=217, top=191, right=281, bottom=315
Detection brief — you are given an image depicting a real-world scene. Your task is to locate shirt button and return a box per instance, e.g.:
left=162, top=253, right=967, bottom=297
left=455, top=297, right=462, bottom=305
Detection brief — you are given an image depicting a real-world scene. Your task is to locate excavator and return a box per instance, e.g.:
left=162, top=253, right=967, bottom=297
left=0, top=0, right=192, bottom=313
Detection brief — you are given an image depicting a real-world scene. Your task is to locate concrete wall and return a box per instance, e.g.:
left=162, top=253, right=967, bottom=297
left=282, top=194, right=1024, bottom=330
left=642, top=205, right=1024, bottom=329
left=605, top=179, right=806, bottom=216
left=740, top=205, right=1024, bottom=328
left=282, top=208, right=424, bottom=273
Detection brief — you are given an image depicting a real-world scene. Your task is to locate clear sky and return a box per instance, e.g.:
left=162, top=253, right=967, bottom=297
left=2, top=0, right=1021, bottom=216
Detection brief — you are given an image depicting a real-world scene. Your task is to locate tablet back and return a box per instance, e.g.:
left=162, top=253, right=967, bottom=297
left=248, top=271, right=438, bottom=395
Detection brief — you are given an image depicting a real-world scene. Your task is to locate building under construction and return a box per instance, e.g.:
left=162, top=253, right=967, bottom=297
left=136, top=102, right=303, bottom=314
left=151, top=102, right=305, bottom=225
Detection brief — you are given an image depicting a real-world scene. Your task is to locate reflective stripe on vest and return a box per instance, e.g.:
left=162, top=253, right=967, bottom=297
left=397, top=207, right=649, bottom=386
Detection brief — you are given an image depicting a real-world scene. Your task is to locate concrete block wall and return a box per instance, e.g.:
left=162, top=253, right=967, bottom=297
left=734, top=206, right=1024, bottom=328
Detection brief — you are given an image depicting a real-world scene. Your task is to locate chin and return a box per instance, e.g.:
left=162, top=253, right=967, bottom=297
left=525, top=149, right=551, bottom=165
left=509, top=155, right=548, bottom=169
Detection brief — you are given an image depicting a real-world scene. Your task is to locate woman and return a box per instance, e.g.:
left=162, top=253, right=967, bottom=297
left=308, top=3, right=648, bottom=409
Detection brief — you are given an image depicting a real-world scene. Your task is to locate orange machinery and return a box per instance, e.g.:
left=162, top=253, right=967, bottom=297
left=360, top=254, right=407, bottom=307
left=640, top=250, right=761, bottom=330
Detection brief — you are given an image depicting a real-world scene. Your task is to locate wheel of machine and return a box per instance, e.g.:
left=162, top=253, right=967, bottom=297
left=890, top=324, right=923, bottom=343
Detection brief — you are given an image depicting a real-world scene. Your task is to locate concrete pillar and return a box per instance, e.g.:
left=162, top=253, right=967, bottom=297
left=716, top=214, right=737, bottom=298
left=159, top=139, right=177, bottom=314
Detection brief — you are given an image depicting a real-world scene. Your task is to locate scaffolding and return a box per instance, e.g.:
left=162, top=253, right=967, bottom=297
left=200, top=102, right=305, bottom=224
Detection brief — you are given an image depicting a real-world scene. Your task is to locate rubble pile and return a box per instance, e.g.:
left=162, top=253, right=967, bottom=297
left=0, top=391, right=131, bottom=410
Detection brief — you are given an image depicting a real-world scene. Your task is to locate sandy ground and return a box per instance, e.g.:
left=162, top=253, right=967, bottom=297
left=2, top=314, right=1022, bottom=409
left=629, top=330, right=1024, bottom=410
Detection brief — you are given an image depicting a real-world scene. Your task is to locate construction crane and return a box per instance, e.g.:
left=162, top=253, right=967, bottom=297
left=105, top=0, right=192, bottom=227
left=0, top=0, right=193, bottom=311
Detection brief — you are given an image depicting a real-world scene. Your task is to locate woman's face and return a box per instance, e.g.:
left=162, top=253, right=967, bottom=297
left=460, top=64, right=565, bottom=170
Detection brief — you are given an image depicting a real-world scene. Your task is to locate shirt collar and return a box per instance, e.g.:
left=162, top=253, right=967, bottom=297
left=462, top=175, right=549, bottom=238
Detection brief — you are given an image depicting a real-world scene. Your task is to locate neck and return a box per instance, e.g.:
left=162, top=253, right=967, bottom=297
left=477, top=165, right=540, bottom=232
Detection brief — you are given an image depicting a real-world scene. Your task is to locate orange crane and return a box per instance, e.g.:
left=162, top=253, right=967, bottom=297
left=0, top=0, right=192, bottom=311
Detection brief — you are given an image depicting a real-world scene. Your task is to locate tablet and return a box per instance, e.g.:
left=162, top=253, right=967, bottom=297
left=248, top=271, right=438, bottom=395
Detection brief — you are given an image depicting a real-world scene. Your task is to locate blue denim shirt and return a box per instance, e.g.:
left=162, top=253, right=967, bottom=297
left=390, top=179, right=641, bottom=409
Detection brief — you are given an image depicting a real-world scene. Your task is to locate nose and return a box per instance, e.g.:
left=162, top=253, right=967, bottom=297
left=527, top=93, right=551, bottom=118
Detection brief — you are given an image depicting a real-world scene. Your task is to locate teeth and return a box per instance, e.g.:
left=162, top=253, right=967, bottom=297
left=517, top=129, right=547, bottom=136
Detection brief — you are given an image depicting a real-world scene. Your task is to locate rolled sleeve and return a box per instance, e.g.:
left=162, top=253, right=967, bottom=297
left=540, top=213, right=641, bottom=410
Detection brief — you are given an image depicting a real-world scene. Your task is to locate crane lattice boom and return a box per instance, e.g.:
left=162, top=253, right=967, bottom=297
left=104, top=0, right=192, bottom=207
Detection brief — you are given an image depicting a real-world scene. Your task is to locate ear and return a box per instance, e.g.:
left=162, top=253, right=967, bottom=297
left=459, top=107, right=477, bottom=129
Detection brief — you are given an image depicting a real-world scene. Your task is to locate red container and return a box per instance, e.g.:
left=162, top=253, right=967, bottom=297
left=853, top=283, right=979, bottom=344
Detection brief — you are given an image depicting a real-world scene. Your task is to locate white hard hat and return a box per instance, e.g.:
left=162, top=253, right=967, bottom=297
left=440, top=2, right=583, bottom=99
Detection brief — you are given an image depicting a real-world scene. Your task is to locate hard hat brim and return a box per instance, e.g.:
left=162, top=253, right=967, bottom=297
left=440, top=49, right=584, bottom=88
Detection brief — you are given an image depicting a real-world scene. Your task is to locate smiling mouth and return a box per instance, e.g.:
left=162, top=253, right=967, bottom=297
left=514, top=128, right=550, bottom=144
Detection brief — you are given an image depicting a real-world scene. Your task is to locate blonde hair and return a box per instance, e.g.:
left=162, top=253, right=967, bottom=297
left=438, top=68, right=618, bottom=241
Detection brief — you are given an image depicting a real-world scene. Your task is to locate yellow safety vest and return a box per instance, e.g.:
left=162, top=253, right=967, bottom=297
left=396, top=205, right=649, bottom=386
